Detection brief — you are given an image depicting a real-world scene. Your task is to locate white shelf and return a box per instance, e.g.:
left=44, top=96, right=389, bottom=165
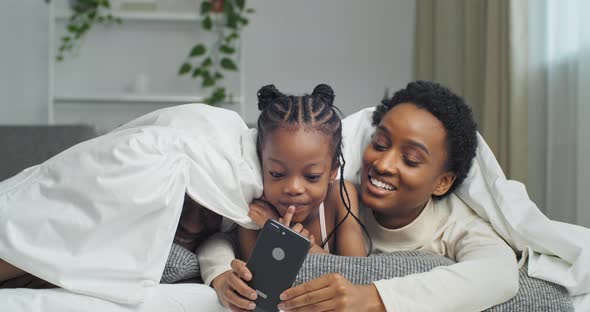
left=54, top=94, right=241, bottom=105
left=55, top=10, right=201, bottom=22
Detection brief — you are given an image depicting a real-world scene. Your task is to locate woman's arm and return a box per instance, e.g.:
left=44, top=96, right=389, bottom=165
left=326, top=180, right=366, bottom=256
left=280, top=217, right=519, bottom=312
left=0, top=259, right=25, bottom=282
left=372, top=217, right=519, bottom=312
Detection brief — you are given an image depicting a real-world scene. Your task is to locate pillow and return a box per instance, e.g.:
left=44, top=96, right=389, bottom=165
left=160, top=244, right=200, bottom=284
left=296, top=252, right=573, bottom=312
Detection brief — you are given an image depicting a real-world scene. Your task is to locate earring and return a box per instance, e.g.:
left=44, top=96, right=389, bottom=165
left=329, top=180, right=334, bottom=186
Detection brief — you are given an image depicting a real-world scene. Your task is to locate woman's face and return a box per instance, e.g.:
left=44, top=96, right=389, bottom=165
left=174, top=196, right=222, bottom=251
left=261, top=127, right=337, bottom=224
left=360, top=103, right=455, bottom=228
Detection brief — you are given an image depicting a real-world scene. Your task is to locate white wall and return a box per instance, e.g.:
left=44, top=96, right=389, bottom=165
left=241, top=0, right=415, bottom=124
left=0, top=1, right=415, bottom=129
left=0, top=1, right=50, bottom=124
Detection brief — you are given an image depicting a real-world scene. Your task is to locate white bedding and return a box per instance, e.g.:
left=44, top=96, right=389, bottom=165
left=1, top=105, right=589, bottom=311
left=0, top=284, right=226, bottom=312
left=0, top=104, right=261, bottom=304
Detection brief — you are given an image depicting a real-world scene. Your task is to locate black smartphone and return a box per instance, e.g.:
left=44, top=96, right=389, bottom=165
left=246, top=219, right=311, bottom=312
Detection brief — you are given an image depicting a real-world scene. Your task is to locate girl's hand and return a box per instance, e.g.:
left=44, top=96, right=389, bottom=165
left=248, top=198, right=279, bottom=227
left=278, top=273, right=386, bottom=312
left=279, top=206, right=322, bottom=252
left=211, top=259, right=258, bottom=311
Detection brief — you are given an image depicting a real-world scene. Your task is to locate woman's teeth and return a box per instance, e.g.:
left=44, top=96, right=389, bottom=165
left=370, top=176, right=395, bottom=191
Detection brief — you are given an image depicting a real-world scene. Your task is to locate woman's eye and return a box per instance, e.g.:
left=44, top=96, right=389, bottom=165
left=403, top=156, right=420, bottom=167
left=371, top=141, right=388, bottom=151
left=269, top=172, right=284, bottom=178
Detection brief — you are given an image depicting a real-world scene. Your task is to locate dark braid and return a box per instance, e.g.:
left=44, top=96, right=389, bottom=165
left=256, top=84, right=372, bottom=254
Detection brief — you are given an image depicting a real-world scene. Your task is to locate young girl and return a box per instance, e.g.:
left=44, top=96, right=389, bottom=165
left=237, top=84, right=367, bottom=260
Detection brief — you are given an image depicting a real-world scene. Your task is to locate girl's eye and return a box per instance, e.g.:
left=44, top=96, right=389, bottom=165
left=403, top=155, right=420, bottom=167
left=305, top=175, right=321, bottom=182
left=269, top=172, right=284, bottom=178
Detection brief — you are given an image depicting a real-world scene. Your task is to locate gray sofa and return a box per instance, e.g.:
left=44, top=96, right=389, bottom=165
left=0, top=125, right=96, bottom=182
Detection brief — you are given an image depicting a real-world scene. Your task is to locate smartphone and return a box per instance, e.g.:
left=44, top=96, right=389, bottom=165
left=246, top=219, right=311, bottom=312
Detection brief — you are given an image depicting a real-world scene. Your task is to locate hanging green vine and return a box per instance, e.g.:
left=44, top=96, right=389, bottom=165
left=178, top=0, right=254, bottom=105
left=57, top=0, right=121, bottom=61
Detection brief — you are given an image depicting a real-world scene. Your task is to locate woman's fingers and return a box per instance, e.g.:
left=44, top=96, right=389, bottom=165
left=280, top=273, right=334, bottom=302
left=278, top=284, right=334, bottom=311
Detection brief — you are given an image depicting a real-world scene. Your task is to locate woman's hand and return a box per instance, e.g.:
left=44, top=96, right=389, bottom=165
left=248, top=198, right=279, bottom=227
left=211, top=259, right=258, bottom=311
left=278, top=273, right=386, bottom=312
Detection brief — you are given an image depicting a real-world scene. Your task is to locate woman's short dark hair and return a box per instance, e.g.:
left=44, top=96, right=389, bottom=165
left=372, top=80, right=478, bottom=197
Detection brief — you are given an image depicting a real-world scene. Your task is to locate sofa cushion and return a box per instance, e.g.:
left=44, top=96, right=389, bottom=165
left=0, top=125, right=96, bottom=181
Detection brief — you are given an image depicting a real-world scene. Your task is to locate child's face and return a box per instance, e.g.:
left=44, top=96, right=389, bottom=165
left=261, top=127, right=337, bottom=224
left=360, top=103, right=455, bottom=223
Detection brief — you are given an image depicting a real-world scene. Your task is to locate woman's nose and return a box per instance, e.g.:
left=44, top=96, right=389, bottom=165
left=373, top=150, right=399, bottom=176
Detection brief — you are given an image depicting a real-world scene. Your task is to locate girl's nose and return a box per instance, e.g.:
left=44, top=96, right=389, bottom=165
left=284, top=176, right=305, bottom=196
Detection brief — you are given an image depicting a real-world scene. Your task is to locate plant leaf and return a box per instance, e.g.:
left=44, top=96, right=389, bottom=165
left=201, top=57, right=213, bottom=67
left=246, top=8, right=255, bottom=14
left=189, top=44, right=207, bottom=57
left=192, top=67, right=202, bottom=78
left=202, top=76, right=215, bottom=87
left=202, top=16, right=212, bottom=30
left=214, top=72, right=224, bottom=79
left=220, top=58, right=238, bottom=71
left=178, top=62, right=192, bottom=75
left=219, top=45, right=235, bottom=54
left=235, top=0, right=245, bottom=10
left=200, top=1, right=212, bottom=15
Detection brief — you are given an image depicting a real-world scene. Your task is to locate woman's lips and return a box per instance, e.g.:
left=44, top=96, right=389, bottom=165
left=364, top=173, right=397, bottom=196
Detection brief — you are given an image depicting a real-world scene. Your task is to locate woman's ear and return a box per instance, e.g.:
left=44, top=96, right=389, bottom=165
left=432, top=172, right=456, bottom=196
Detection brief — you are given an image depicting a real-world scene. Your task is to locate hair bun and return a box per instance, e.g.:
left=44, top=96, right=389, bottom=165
left=257, top=84, right=283, bottom=111
left=312, top=84, right=335, bottom=107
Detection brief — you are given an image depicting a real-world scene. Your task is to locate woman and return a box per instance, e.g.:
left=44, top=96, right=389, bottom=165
left=206, top=81, right=519, bottom=312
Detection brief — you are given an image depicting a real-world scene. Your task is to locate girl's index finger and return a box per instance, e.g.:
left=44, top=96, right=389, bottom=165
left=281, top=205, right=295, bottom=227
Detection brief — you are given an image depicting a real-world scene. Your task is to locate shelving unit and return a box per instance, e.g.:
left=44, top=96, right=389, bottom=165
left=48, top=0, right=244, bottom=133
left=54, top=93, right=242, bottom=105
left=54, top=10, right=201, bottom=22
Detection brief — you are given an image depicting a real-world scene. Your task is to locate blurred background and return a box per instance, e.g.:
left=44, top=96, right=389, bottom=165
left=0, top=0, right=588, bottom=228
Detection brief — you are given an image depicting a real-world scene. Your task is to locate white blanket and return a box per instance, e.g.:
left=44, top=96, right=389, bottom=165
left=0, top=284, right=225, bottom=312
left=1, top=105, right=588, bottom=310
left=0, top=104, right=261, bottom=304
left=341, top=108, right=590, bottom=298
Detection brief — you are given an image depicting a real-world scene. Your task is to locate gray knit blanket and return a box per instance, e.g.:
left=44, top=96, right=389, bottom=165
left=160, top=243, right=200, bottom=284
left=161, top=245, right=573, bottom=311
left=296, top=252, right=573, bottom=312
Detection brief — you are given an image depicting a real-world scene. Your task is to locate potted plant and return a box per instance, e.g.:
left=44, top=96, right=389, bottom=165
left=177, top=0, right=254, bottom=105
left=58, top=0, right=121, bottom=61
